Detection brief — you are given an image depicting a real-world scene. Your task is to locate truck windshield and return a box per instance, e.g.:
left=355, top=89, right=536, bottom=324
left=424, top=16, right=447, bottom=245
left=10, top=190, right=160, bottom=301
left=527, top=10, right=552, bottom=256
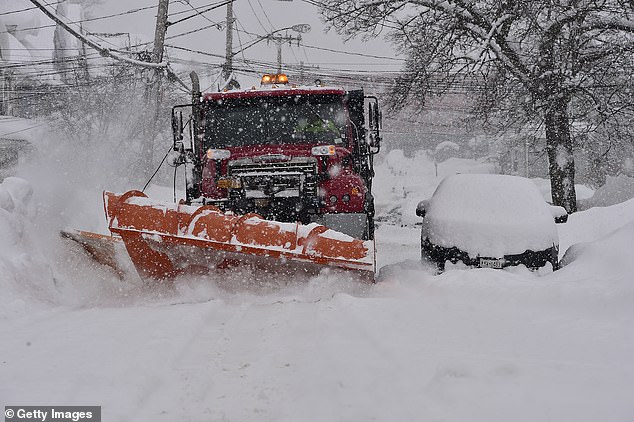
left=203, top=94, right=348, bottom=148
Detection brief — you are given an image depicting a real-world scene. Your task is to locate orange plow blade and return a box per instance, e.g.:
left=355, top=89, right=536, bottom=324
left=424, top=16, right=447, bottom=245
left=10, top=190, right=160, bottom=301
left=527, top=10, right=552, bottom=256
left=61, top=228, right=127, bottom=278
left=103, top=190, right=375, bottom=281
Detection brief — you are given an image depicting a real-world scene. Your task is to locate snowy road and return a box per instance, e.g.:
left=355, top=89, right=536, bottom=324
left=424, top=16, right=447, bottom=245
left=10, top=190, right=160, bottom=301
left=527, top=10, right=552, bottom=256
left=2, top=153, right=634, bottom=421
left=2, top=219, right=634, bottom=422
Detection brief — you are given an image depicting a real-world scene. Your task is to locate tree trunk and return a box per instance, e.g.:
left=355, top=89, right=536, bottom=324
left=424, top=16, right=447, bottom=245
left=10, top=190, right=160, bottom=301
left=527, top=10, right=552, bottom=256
left=544, top=96, right=577, bottom=213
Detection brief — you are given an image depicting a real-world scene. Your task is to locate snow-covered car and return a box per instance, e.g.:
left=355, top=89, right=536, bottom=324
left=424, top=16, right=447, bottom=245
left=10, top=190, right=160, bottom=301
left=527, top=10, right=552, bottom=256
left=416, top=174, right=567, bottom=271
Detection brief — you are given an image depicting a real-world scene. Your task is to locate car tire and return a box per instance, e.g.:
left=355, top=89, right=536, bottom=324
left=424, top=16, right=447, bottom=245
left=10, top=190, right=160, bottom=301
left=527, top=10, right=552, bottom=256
left=421, top=237, right=444, bottom=273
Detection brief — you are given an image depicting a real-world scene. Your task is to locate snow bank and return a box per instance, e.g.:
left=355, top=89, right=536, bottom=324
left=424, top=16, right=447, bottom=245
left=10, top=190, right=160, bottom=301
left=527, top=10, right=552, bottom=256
left=552, top=208, right=634, bottom=309
left=560, top=220, right=634, bottom=279
left=1, top=157, right=634, bottom=422
left=0, top=177, right=56, bottom=318
left=422, top=174, right=558, bottom=257
left=370, top=199, right=634, bottom=422
left=558, top=197, right=634, bottom=256
left=0, top=176, right=134, bottom=318
left=578, top=174, right=634, bottom=209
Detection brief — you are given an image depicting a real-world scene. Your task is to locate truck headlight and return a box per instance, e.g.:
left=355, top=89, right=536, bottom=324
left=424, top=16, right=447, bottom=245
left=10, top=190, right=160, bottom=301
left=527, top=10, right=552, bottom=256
left=311, top=145, right=336, bottom=156
left=217, top=177, right=242, bottom=189
left=206, top=149, right=231, bottom=160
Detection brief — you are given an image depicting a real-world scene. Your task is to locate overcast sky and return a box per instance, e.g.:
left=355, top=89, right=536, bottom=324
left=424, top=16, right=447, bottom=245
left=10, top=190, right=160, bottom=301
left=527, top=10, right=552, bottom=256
left=1, top=0, right=403, bottom=92
left=85, top=0, right=404, bottom=87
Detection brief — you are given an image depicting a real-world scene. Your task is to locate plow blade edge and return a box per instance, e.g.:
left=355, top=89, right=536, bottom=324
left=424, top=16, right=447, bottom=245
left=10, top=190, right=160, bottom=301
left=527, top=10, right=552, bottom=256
left=104, top=190, right=375, bottom=281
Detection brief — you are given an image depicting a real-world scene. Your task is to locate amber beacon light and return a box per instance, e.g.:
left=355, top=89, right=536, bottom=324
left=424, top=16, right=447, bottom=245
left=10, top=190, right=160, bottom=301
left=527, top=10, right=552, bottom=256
left=261, top=73, right=289, bottom=85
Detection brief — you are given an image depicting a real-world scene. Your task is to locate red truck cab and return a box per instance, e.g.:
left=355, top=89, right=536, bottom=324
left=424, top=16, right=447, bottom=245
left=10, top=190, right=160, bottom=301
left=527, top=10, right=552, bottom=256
left=173, top=74, right=381, bottom=240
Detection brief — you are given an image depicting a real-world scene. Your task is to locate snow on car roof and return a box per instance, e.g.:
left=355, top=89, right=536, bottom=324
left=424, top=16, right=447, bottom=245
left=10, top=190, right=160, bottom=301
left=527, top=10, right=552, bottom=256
left=422, top=174, right=558, bottom=258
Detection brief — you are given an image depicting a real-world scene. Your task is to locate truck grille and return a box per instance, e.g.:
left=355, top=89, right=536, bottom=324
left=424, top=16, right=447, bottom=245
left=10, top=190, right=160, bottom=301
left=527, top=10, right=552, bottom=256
left=228, top=157, right=318, bottom=197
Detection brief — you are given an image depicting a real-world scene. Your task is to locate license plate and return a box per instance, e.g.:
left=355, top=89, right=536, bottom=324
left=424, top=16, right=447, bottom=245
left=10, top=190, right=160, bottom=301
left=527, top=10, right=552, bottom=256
left=254, top=198, right=269, bottom=207
left=479, top=258, right=504, bottom=269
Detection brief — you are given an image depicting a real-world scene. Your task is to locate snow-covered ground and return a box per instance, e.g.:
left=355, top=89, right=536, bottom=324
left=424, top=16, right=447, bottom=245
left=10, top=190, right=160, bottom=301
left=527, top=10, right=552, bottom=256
left=1, top=150, right=634, bottom=421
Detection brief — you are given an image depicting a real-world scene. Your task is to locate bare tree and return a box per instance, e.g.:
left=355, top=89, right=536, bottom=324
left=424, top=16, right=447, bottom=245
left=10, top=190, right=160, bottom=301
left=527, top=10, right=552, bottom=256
left=317, top=0, right=634, bottom=212
left=12, top=60, right=186, bottom=187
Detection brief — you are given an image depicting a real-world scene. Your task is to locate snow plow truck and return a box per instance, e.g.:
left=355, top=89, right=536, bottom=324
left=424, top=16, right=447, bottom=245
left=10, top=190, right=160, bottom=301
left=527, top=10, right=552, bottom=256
left=66, top=72, right=382, bottom=281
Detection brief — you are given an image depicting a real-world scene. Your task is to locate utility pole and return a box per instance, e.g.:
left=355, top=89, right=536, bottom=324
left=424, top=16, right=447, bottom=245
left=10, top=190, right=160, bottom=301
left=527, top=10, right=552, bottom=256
left=29, top=0, right=168, bottom=69
left=141, top=0, right=170, bottom=178
left=298, top=61, right=319, bottom=84
left=79, top=22, right=90, bottom=82
left=525, top=138, right=530, bottom=178
left=152, top=0, right=169, bottom=64
left=270, top=33, right=302, bottom=74
left=277, top=40, right=283, bottom=74
left=1, top=70, right=9, bottom=116
left=222, top=0, right=234, bottom=80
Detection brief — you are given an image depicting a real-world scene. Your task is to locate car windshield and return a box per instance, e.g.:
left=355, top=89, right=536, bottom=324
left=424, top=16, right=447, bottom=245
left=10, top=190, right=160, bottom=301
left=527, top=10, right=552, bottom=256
left=203, top=94, right=348, bottom=149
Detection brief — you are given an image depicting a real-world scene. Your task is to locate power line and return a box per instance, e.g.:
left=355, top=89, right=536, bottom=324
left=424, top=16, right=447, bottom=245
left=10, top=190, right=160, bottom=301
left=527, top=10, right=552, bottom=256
left=0, top=6, right=38, bottom=17
left=228, top=24, right=404, bottom=63
left=256, top=0, right=275, bottom=32
left=0, top=122, right=50, bottom=138
left=165, top=22, right=223, bottom=41
left=234, top=17, right=258, bottom=73
left=0, top=2, right=62, bottom=17
left=41, top=0, right=119, bottom=50
left=246, top=0, right=271, bottom=33
left=301, top=43, right=405, bottom=61
left=166, top=44, right=225, bottom=60
left=167, top=0, right=228, bottom=28
left=0, top=4, right=157, bottom=36
left=164, top=44, right=400, bottom=91
left=27, top=0, right=168, bottom=69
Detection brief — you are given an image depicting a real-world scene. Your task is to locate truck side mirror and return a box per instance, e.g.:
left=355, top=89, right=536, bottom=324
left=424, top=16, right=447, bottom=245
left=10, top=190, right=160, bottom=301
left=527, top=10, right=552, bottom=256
left=367, top=99, right=381, bottom=154
left=172, top=110, right=183, bottom=151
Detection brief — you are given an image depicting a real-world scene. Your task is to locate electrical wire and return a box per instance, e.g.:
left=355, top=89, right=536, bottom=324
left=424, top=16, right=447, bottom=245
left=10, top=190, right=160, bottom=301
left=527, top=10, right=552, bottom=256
left=246, top=0, right=270, bottom=33
left=256, top=0, right=276, bottom=31
left=0, top=2, right=62, bottom=17
left=233, top=17, right=260, bottom=73
left=167, top=0, right=228, bottom=28
left=165, top=22, right=223, bottom=41
left=142, top=143, right=174, bottom=193
left=0, top=3, right=155, bottom=46
left=163, top=44, right=403, bottom=92
left=0, top=121, right=49, bottom=138
left=36, top=0, right=117, bottom=50
left=301, top=43, right=405, bottom=61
